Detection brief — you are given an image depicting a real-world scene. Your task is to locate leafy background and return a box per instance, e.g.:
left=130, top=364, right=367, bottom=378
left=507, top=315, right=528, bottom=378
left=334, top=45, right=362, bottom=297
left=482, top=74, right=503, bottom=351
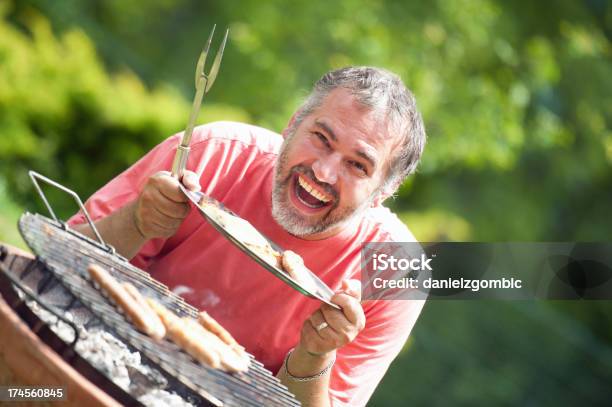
left=0, top=0, right=610, bottom=405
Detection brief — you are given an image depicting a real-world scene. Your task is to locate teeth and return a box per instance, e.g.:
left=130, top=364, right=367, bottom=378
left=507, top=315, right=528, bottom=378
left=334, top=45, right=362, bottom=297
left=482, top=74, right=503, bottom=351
left=298, top=175, right=313, bottom=193
left=311, top=189, right=329, bottom=203
left=298, top=175, right=331, bottom=203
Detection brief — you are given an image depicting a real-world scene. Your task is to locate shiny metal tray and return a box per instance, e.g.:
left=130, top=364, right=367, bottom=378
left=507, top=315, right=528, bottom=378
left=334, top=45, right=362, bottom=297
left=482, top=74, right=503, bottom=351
left=180, top=185, right=339, bottom=309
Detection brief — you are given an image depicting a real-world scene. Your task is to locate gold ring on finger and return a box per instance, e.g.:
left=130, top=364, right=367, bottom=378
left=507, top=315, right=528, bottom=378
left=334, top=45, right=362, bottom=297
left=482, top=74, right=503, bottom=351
left=316, top=322, right=329, bottom=332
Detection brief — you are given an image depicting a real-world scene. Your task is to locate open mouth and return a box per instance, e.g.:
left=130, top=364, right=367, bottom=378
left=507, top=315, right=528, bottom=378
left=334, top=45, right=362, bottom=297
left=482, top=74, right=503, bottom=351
left=293, top=173, right=334, bottom=211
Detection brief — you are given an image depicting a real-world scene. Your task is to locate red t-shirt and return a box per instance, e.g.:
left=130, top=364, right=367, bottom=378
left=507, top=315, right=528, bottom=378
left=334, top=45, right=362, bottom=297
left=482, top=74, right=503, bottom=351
left=69, top=121, right=425, bottom=406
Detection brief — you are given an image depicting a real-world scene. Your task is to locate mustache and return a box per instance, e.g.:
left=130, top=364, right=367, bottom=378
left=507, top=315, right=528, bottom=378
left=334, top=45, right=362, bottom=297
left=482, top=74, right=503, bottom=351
left=289, top=165, right=338, bottom=201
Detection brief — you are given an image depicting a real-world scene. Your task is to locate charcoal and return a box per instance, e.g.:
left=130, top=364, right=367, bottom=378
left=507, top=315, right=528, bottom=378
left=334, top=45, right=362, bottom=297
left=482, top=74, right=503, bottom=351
left=26, top=294, right=191, bottom=407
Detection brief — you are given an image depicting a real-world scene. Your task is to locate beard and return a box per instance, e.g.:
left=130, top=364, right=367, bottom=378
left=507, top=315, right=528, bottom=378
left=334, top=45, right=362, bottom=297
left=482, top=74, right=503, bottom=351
left=271, top=131, right=376, bottom=237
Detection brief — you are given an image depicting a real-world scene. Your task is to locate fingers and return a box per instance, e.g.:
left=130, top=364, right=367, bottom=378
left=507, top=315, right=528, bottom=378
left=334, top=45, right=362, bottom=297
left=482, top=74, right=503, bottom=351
left=150, top=171, right=202, bottom=201
left=341, top=279, right=362, bottom=301
left=300, top=317, right=329, bottom=355
left=135, top=201, right=184, bottom=238
left=151, top=189, right=190, bottom=219
left=319, top=307, right=356, bottom=347
left=301, top=309, right=343, bottom=356
left=135, top=171, right=201, bottom=239
left=182, top=170, right=201, bottom=192
left=308, top=310, right=333, bottom=340
left=321, top=299, right=365, bottom=340
left=150, top=205, right=186, bottom=230
left=329, top=293, right=364, bottom=328
left=152, top=172, right=189, bottom=203
left=139, top=184, right=189, bottom=219
left=330, top=279, right=363, bottom=323
left=300, top=288, right=367, bottom=356
left=301, top=305, right=363, bottom=353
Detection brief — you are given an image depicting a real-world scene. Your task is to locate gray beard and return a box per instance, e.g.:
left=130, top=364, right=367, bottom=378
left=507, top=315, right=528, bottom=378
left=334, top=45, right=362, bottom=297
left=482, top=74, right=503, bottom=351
left=271, top=178, right=371, bottom=237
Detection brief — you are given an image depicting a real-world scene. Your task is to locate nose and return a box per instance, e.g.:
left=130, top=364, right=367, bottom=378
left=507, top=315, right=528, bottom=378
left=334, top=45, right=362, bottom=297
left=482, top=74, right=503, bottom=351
left=312, top=153, right=341, bottom=185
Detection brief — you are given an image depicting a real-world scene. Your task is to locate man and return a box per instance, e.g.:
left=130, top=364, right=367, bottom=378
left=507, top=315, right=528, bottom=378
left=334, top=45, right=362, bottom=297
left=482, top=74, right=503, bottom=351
left=70, top=66, right=426, bottom=406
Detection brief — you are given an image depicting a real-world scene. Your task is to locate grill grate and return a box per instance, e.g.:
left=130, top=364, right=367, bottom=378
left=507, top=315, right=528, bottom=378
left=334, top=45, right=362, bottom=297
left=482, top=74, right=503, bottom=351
left=10, top=212, right=300, bottom=407
left=0, top=252, right=149, bottom=406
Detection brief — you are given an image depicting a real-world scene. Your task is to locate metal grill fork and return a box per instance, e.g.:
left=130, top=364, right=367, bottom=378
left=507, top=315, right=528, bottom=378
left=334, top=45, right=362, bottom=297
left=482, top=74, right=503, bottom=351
left=171, top=25, right=230, bottom=179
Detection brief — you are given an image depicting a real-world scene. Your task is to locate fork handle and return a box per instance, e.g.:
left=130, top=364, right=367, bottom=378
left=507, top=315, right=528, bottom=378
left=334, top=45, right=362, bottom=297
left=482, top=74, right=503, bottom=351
left=171, top=145, right=190, bottom=179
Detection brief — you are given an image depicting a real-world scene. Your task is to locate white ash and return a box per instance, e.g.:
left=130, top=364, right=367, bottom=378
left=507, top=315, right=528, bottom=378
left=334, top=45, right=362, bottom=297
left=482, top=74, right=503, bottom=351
left=139, top=389, right=195, bottom=407
left=75, top=328, right=138, bottom=390
left=25, top=300, right=81, bottom=343
left=25, top=300, right=193, bottom=407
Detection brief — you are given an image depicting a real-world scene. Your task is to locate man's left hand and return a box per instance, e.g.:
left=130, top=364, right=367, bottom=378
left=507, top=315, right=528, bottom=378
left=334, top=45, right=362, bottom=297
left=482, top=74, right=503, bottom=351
left=298, top=279, right=366, bottom=357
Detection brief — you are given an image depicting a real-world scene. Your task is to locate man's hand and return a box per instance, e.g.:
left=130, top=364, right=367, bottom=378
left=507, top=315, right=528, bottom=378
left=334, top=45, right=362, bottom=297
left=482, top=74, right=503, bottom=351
left=133, top=170, right=201, bottom=239
left=278, top=279, right=365, bottom=406
left=72, top=170, right=201, bottom=260
left=298, top=279, right=366, bottom=358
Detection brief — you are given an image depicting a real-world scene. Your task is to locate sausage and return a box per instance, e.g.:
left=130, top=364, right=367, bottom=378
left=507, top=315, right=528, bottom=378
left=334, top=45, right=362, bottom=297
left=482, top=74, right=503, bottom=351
left=122, top=282, right=166, bottom=341
left=281, top=250, right=319, bottom=293
left=88, top=264, right=164, bottom=340
left=177, top=321, right=223, bottom=370
left=244, top=242, right=282, bottom=269
left=184, top=319, right=249, bottom=373
left=147, top=299, right=222, bottom=369
left=198, top=311, right=238, bottom=347
left=198, top=311, right=250, bottom=367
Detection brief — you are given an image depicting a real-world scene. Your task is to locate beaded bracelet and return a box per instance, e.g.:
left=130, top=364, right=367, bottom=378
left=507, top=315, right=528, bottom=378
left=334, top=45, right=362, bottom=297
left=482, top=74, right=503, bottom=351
left=283, top=348, right=336, bottom=382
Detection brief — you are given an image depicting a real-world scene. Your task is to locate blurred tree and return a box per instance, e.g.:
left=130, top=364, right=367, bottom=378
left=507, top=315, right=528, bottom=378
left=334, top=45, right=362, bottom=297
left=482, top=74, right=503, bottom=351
left=7, top=0, right=610, bottom=242
left=0, top=2, right=249, bottom=219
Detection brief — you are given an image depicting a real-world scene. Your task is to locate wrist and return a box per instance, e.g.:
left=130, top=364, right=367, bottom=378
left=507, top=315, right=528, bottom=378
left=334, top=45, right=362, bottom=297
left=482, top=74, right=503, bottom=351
left=132, top=202, right=147, bottom=240
left=127, top=201, right=147, bottom=240
left=295, top=342, right=335, bottom=361
left=287, top=343, right=335, bottom=378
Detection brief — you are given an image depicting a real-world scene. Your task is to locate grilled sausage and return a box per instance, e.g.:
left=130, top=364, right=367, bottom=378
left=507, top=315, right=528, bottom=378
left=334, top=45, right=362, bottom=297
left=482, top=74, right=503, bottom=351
left=198, top=311, right=249, bottom=366
left=198, top=311, right=238, bottom=347
left=244, top=242, right=282, bottom=269
left=147, top=299, right=222, bottom=369
left=184, top=318, right=249, bottom=373
left=281, top=250, right=319, bottom=293
left=88, top=264, right=165, bottom=340
left=122, top=282, right=166, bottom=341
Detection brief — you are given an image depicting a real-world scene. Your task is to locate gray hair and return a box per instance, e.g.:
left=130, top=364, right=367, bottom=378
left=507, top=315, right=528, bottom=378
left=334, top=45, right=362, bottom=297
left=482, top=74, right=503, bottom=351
left=291, top=66, right=426, bottom=192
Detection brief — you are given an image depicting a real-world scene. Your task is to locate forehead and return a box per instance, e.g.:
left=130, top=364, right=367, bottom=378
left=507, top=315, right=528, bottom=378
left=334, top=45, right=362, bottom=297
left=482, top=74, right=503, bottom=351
left=306, top=88, right=400, bottom=164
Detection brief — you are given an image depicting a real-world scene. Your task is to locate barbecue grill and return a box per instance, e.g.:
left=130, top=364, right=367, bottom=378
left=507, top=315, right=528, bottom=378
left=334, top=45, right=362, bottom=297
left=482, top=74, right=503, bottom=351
left=0, top=174, right=300, bottom=406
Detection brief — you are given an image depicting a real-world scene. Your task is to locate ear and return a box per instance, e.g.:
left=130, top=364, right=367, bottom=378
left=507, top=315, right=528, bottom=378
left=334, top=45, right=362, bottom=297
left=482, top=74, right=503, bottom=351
left=281, top=108, right=302, bottom=138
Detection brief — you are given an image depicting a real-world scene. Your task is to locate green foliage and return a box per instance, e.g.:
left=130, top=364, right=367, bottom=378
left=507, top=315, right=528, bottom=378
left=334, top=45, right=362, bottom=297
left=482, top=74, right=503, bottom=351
left=376, top=301, right=612, bottom=406
left=0, top=4, right=249, bottom=218
left=7, top=0, right=611, bottom=241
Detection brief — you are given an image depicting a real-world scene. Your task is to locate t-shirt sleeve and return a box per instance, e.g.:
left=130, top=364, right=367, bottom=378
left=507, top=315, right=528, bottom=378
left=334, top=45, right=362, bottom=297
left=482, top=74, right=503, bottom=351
left=66, top=121, right=271, bottom=269
left=328, top=298, right=425, bottom=406
left=67, top=132, right=184, bottom=269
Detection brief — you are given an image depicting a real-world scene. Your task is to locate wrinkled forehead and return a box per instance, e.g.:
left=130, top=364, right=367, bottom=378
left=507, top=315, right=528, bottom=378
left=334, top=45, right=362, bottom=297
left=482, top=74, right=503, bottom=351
left=313, top=88, right=402, bottom=157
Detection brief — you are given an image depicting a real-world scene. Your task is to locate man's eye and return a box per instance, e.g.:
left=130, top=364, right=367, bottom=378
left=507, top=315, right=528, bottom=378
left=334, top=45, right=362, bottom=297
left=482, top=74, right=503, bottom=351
left=349, top=160, right=367, bottom=175
left=315, top=132, right=331, bottom=148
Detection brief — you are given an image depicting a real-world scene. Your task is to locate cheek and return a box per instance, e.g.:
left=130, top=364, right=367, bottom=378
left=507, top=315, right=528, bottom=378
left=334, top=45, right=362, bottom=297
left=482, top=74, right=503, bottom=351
left=338, top=178, right=375, bottom=206
left=284, top=140, right=318, bottom=167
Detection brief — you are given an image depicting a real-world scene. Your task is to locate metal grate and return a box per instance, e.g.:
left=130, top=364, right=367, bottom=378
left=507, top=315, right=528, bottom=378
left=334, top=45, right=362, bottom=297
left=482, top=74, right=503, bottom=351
left=0, top=254, right=150, bottom=406
left=12, top=212, right=300, bottom=407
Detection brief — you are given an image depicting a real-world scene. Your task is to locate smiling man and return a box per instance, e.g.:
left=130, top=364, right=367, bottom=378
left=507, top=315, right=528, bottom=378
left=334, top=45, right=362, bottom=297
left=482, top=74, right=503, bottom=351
left=70, top=66, right=426, bottom=406
left=272, top=87, right=401, bottom=239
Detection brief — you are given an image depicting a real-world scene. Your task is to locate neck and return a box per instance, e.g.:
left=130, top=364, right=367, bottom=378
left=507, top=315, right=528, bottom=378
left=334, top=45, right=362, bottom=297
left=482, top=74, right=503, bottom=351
left=297, top=215, right=361, bottom=241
